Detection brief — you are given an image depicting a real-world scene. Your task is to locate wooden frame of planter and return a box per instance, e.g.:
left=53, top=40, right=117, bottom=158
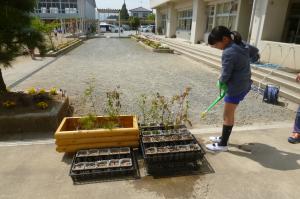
left=55, top=115, right=139, bottom=153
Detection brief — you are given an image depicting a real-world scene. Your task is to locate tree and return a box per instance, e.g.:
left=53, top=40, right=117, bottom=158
left=0, top=0, right=46, bottom=93
left=20, top=27, right=47, bottom=59
left=147, top=13, right=155, bottom=22
left=32, top=18, right=59, bottom=51
left=129, top=17, right=140, bottom=34
left=120, top=2, right=129, bottom=20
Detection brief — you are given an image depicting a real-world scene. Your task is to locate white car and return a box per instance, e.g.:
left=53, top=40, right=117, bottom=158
left=139, top=25, right=148, bottom=32
left=144, top=25, right=155, bottom=33
left=110, top=25, right=124, bottom=33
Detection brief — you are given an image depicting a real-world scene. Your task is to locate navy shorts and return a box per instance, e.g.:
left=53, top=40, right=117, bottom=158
left=224, top=90, right=250, bottom=104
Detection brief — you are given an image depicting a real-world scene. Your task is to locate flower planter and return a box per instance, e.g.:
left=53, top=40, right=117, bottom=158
left=55, top=115, right=139, bottom=153
left=35, top=39, right=83, bottom=57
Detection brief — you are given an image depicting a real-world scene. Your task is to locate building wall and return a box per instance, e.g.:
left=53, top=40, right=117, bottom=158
left=131, top=11, right=152, bottom=19
left=150, top=0, right=171, bottom=8
left=236, top=0, right=252, bottom=40
left=248, top=0, right=300, bottom=70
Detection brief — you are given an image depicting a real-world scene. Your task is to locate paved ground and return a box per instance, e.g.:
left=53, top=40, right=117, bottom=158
left=1, top=38, right=299, bottom=199
left=0, top=126, right=299, bottom=199
left=7, top=38, right=295, bottom=128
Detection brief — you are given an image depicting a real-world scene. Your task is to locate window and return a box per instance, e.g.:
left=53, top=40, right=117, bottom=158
left=206, top=5, right=215, bottom=32
left=177, top=9, right=193, bottom=31
left=50, top=7, right=59, bottom=14
left=206, top=0, right=238, bottom=32
left=215, top=0, right=238, bottom=29
left=41, top=7, right=47, bottom=13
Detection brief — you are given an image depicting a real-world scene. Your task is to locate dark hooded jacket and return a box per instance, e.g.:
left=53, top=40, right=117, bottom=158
left=220, top=42, right=252, bottom=96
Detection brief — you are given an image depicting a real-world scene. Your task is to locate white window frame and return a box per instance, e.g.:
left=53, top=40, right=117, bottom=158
left=177, top=9, right=193, bottom=31
left=206, top=0, right=239, bottom=32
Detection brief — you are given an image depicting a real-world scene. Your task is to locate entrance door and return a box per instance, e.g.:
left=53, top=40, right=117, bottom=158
left=284, top=1, right=300, bottom=44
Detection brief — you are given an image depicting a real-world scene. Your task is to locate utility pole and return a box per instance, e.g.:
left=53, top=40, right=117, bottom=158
left=119, top=11, right=121, bottom=38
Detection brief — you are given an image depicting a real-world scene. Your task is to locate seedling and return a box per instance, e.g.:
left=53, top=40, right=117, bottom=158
left=79, top=114, right=98, bottom=130
left=103, top=86, right=122, bottom=129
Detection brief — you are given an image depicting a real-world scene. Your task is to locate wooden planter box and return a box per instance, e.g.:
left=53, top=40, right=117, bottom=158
left=55, top=115, right=139, bottom=153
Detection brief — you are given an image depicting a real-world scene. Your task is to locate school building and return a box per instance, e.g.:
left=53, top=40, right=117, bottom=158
left=34, top=0, right=96, bottom=34
left=151, top=0, right=300, bottom=70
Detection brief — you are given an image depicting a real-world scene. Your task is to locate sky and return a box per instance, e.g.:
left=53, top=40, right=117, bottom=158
left=96, top=0, right=151, bottom=10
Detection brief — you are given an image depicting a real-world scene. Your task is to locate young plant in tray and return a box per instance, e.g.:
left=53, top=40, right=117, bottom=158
left=103, top=86, right=122, bottom=129
left=171, top=87, right=192, bottom=128
left=137, top=94, right=149, bottom=125
left=137, top=87, right=193, bottom=128
left=156, top=93, right=173, bottom=128
left=78, top=78, right=100, bottom=130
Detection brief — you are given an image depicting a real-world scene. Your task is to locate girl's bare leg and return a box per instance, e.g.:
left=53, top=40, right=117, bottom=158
left=223, top=102, right=238, bottom=125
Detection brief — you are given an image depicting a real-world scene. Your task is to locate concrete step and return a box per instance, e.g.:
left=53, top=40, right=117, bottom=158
left=252, top=76, right=300, bottom=104
left=170, top=44, right=221, bottom=70
left=253, top=70, right=300, bottom=93
left=252, top=66, right=296, bottom=82
left=168, top=43, right=300, bottom=104
left=163, top=39, right=298, bottom=84
left=163, top=39, right=297, bottom=82
left=163, top=38, right=223, bottom=57
left=163, top=41, right=221, bottom=64
left=162, top=39, right=222, bottom=60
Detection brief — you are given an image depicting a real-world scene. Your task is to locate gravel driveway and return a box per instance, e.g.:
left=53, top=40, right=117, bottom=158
left=12, top=38, right=295, bottom=128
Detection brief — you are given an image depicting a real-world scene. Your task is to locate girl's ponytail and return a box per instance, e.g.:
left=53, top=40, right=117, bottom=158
left=231, top=31, right=242, bottom=45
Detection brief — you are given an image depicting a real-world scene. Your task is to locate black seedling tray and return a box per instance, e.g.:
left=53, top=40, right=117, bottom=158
left=145, top=160, right=202, bottom=176
left=69, top=147, right=140, bottom=184
left=139, top=124, right=186, bottom=132
left=141, top=134, right=205, bottom=164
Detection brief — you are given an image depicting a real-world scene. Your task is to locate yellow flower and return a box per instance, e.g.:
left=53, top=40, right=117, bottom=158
left=36, top=101, right=48, bottom=109
left=50, top=87, right=57, bottom=95
left=27, top=88, right=36, bottom=95
left=38, top=89, right=46, bottom=94
left=2, top=100, right=16, bottom=108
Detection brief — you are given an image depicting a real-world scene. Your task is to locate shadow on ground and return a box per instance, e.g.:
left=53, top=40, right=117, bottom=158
left=61, top=152, right=75, bottom=165
left=229, top=143, right=300, bottom=171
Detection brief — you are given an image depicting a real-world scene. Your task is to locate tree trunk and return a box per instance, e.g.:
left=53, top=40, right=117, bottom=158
left=0, top=69, right=7, bottom=93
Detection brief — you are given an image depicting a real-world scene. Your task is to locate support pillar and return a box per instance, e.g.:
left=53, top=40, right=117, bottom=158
left=166, top=3, right=177, bottom=38
left=155, top=9, right=162, bottom=34
left=190, top=0, right=206, bottom=44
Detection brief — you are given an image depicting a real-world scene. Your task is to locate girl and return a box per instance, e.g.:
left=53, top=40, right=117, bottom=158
left=206, top=26, right=252, bottom=151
